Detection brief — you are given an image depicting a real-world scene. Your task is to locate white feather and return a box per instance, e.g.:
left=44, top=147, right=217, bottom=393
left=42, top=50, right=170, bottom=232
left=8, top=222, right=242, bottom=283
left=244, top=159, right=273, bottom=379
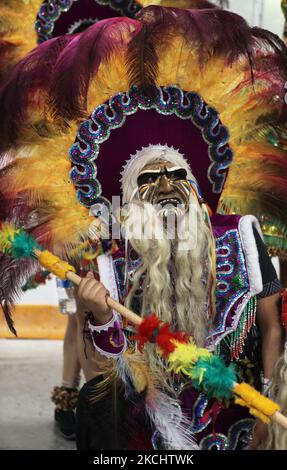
left=145, top=390, right=199, bottom=450
left=116, top=355, right=199, bottom=450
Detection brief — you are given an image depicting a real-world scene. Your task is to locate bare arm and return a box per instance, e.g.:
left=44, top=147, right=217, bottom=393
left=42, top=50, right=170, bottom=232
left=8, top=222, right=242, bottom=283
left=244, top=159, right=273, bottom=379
left=249, top=292, right=283, bottom=449
left=74, top=276, right=114, bottom=381
left=256, top=292, right=283, bottom=380
left=75, top=272, right=113, bottom=325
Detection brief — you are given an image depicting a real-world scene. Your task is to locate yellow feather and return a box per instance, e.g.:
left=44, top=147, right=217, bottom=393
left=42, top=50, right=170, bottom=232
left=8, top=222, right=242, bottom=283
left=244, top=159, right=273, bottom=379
left=0, top=0, right=41, bottom=65
left=1, top=126, right=97, bottom=256
left=0, top=223, right=17, bottom=253
left=167, top=340, right=211, bottom=375
left=2, top=8, right=286, bottom=260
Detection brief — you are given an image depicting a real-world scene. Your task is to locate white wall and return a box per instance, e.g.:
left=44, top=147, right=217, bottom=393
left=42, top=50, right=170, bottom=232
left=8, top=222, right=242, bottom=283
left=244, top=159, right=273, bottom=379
left=227, top=0, right=284, bottom=36
left=262, top=0, right=285, bottom=36
left=18, top=276, right=58, bottom=306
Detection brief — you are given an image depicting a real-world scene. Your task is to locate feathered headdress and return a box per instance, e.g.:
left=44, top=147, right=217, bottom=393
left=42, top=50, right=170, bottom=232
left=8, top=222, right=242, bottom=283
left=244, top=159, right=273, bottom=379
left=218, top=0, right=287, bottom=258
left=0, top=0, right=225, bottom=79
left=0, top=5, right=287, bottom=326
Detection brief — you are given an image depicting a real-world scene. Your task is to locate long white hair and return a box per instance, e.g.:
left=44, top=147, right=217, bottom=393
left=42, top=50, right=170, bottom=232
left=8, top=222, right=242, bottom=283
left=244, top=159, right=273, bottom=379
left=114, top=145, right=216, bottom=446
left=121, top=144, right=215, bottom=347
left=263, top=346, right=287, bottom=450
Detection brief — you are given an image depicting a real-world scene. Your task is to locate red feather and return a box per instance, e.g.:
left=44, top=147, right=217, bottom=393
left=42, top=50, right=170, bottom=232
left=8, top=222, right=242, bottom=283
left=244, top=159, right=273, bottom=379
left=156, top=323, right=189, bottom=358
left=133, top=314, right=189, bottom=356
left=133, top=313, right=160, bottom=352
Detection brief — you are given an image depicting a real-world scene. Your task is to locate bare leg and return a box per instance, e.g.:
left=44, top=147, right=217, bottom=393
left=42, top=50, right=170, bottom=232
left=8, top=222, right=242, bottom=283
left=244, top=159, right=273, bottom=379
left=52, top=315, right=82, bottom=440
left=62, top=315, right=81, bottom=388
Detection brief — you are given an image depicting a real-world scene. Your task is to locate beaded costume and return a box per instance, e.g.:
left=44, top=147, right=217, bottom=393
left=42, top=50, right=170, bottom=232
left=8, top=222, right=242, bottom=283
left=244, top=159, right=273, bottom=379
left=0, top=4, right=286, bottom=449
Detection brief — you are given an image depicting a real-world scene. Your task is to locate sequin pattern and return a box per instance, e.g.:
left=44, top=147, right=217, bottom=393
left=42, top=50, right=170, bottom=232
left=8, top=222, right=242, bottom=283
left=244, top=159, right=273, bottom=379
left=226, top=418, right=254, bottom=450
left=200, top=433, right=228, bottom=450
left=69, top=85, right=233, bottom=208
left=35, top=0, right=141, bottom=43
left=113, top=257, right=143, bottom=303
left=212, top=229, right=250, bottom=339
left=190, top=394, right=211, bottom=433
left=199, top=418, right=254, bottom=450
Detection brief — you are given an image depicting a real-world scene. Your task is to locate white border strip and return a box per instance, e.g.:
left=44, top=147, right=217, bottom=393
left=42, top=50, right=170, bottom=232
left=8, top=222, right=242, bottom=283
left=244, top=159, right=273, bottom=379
left=238, top=215, right=263, bottom=296
left=97, top=253, right=119, bottom=303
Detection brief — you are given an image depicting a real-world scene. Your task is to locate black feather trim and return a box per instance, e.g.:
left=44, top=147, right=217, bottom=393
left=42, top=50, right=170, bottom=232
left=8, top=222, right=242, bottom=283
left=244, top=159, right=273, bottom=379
left=0, top=255, right=38, bottom=335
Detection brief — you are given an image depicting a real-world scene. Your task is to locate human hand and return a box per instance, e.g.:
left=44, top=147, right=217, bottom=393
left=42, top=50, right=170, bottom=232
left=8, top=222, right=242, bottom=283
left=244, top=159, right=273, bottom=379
left=76, top=272, right=112, bottom=325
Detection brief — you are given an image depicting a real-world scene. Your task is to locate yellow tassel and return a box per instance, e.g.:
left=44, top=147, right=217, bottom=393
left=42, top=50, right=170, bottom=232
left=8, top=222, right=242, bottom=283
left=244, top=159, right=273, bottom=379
left=235, top=398, right=271, bottom=424
left=38, top=250, right=76, bottom=280
left=233, top=383, right=280, bottom=422
left=167, top=340, right=211, bottom=375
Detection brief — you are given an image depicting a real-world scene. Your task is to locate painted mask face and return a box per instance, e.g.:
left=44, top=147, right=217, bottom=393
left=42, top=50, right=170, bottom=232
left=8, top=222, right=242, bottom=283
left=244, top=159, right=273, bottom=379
left=137, top=160, right=192, bottom=216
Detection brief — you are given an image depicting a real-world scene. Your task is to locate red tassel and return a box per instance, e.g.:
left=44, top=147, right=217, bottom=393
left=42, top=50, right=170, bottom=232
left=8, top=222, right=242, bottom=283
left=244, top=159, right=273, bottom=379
left=132, top=313, right=160, bottom=352
left=133, top=314, right=188, bottom=355
left=156, top=323, right=188, bottom=357
left=34, top=271, right=47, bottom=284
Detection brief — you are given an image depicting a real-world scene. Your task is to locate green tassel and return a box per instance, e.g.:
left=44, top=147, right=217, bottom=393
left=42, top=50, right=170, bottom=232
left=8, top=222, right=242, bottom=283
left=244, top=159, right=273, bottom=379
left=12, top=231, right=40, bottom=259
left=191, top=356, right=238, bottom=400
left=22, top=279, right=38, bottom=292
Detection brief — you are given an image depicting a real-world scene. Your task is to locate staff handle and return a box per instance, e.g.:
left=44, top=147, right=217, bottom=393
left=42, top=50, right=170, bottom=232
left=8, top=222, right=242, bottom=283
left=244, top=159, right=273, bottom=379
left=66, top=271, right=142, bottom=326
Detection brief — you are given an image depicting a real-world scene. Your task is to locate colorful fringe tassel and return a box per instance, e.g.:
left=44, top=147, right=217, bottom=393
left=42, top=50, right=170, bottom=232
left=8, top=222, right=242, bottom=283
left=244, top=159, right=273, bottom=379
left=133, top=313, right=189, bottom=357
left=136, top=315, right=282, bottom=421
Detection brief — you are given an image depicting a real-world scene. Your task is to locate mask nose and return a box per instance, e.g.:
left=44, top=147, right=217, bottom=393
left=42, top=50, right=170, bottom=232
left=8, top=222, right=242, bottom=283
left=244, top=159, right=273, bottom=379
left=157, top=174, right=172, bottom=193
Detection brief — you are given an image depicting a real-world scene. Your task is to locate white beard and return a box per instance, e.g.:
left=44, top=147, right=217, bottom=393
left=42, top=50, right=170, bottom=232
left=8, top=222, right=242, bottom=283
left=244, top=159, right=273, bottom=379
left=122, top=193, right=214, bottom=347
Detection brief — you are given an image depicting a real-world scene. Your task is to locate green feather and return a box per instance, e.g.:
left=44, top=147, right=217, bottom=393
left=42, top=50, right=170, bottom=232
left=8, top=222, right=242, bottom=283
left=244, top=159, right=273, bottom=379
left=21, top=279, right=38, bottom=292
left=191, top=356, right=238, bottom=400
left=11, top=231, right=40, bottom=259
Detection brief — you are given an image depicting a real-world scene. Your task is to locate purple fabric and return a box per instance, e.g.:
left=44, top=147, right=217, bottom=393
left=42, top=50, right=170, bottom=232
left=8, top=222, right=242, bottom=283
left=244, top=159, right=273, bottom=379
left=89, top=317, right=126, bottom=357
left=96, top=108, right=223, bottom=212
left=179, top=387, right=253, bottom=449
left=211, top=213, right=242, bottom=237
left=50, top=0, right=137, bottom=37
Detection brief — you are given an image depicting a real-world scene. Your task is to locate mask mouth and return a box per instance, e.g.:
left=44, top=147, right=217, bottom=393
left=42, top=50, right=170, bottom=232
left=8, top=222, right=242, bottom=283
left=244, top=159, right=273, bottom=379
left=156, top=200, right=187, bottom=221
left=157, top=197, right=182, bottom=207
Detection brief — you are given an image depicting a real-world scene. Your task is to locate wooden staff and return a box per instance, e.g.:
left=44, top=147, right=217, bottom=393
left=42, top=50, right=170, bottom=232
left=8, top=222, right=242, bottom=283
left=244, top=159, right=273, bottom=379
left=66, top=270, right=142, bottom=326
left=34, top=248, right=287, bottom=430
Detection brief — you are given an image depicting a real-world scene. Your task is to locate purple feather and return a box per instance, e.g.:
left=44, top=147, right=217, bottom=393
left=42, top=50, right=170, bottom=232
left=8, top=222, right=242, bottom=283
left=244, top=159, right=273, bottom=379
left=0, top=35, right=73, bottom=152
left=0, top=7, right=286, bottom=151
left=49, top=17, right=140, bottom=119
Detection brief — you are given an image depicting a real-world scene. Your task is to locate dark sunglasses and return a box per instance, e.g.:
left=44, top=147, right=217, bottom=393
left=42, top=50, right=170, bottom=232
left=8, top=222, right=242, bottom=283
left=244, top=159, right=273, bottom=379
left=137, top=168, right=187, bottom=187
